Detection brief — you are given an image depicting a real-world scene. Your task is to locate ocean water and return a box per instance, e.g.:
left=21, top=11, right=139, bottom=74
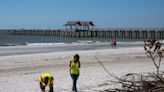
left=0, top=30, right=144, bottom=46
left=0, top=30, right=147, bottom=56
left=0, top=33, right=144, bottom=47
left=0, top=30, right=143, bottom=45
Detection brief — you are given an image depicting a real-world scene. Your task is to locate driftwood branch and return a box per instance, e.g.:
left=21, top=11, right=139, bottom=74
left=100, top=40, right=164, bottom=91
left=145, top=40, right=163, bottom=76
left=107, top=73, right=164, bottom=92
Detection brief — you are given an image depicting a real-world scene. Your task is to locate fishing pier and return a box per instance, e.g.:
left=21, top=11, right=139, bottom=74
left=7, top=21, right=164, bottom=39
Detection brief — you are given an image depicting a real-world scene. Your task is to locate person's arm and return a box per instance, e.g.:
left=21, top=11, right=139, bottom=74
left=39, top=77, right=46, bottom=86
left=47, top=77, right=53, bottom=87
left=69, top=60, right=71, bottom=68
left=79, top=61, right=81, bottom=68
left=69, top=60, right=74, bottom=70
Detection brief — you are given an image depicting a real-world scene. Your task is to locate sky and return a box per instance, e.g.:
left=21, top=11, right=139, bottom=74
left=0, top=0, right=164, bottom=29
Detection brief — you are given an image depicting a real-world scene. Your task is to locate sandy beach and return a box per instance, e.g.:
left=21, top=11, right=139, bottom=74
left=0, top=47, right=164, bottom=92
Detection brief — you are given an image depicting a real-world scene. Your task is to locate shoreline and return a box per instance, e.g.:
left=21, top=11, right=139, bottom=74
left=0, top=47, right=143, bottom=57
left=0, top=43, right=144, bottom=56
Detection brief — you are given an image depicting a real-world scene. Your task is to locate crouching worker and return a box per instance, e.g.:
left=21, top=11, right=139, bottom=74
left=39, top=73, right=54, bottom=92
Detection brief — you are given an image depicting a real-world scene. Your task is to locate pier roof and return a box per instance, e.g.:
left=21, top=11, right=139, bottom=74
left=80, top=21, right=95, bottom=26
left=64, top=21, right=80, bottom=26
left=64, top=21, right=95, bottom=26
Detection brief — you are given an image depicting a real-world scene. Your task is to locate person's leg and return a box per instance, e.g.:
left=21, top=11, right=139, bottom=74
left=74, top=74, right=79, bottom=92
left=40, top=82, right=45, bottom=92
left=49, top=83, right=53, bottom=92
left=71, top=74, right=76, bottom=91
left=73, top=76, right=77, bottom=91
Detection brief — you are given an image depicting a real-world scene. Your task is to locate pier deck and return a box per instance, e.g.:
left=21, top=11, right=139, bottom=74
left=7, top=28, right=164, bottom=39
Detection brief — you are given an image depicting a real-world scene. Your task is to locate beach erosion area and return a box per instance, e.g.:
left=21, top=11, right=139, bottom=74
left=0, top=45, right=164, bottom=92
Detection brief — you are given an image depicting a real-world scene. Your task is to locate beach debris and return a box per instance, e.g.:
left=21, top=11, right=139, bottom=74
left=144, top=39, right=163, bottom=76
left=95, top=56, right=118, bottom=79
left=96, top=40, right=164, bottom=91
left=107, top=73, right=164, bottom=92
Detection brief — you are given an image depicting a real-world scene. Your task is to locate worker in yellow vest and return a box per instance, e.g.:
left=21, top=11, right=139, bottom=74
left=69, top=54, right=81, bottom=92
left=39, top=73, right=54, bottom=92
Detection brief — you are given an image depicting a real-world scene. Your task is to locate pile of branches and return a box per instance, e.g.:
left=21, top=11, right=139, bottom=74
left=108, top=40, right=164, bottom=92
left=108, top=73, right=164, bottom=92
left=97, top=39, right=164, bottom=92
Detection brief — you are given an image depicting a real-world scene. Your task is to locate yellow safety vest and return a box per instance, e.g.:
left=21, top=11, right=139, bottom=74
left=39, top=73, right=54, bottom=86
left=70, top=60, right=80, bottom=75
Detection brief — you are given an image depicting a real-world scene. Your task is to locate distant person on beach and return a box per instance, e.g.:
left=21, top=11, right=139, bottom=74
left=39, top=73, right=54, bottom=92
left=111, top=38, right=117, bottom=46
left=69, top=54, right=81, bottom=92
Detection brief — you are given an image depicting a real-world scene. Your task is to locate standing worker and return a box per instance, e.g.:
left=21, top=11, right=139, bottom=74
left=69, top=54, right=81, bottom=92
left=39, top=73, right=54, bottom=92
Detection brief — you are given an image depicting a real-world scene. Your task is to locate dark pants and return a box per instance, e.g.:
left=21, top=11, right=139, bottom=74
left=40, top=82, right=53, bottom=92
left=71, top=74, right=79, bottom=92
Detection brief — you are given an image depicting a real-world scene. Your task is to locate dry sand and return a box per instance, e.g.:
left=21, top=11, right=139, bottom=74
left=0, top=47, right=164, bottom=92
